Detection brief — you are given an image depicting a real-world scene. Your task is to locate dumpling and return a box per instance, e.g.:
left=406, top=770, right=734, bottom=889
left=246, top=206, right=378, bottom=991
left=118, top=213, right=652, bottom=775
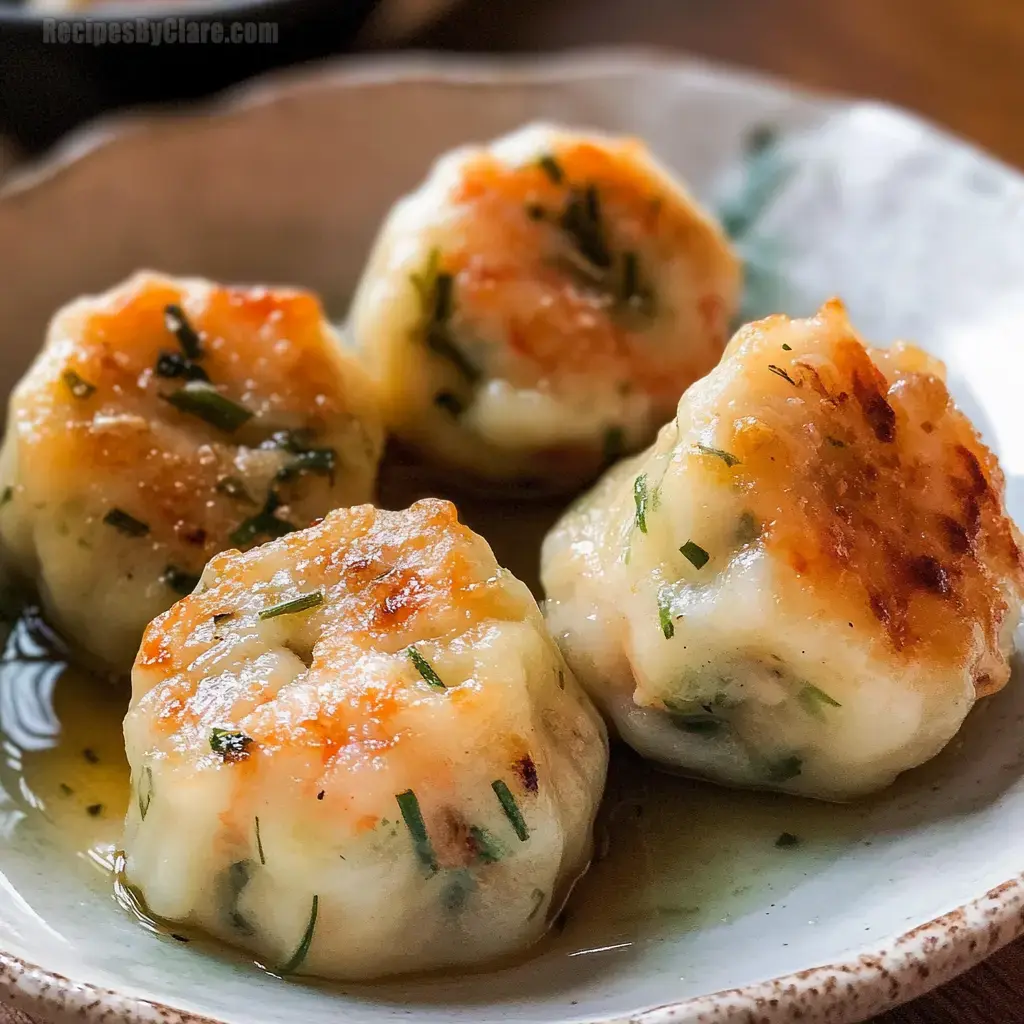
left=121, top=499, right=607, bottom=979
left=349, top=123, right=740, bottom=491
left=542, top=300, right=1024, bottom=801
left=0, top=271, right=383, bottom=675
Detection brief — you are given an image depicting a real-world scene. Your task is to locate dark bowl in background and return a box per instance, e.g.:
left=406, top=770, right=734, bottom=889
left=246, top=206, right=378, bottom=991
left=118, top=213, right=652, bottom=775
left=0, top=0, right=383, bottom=153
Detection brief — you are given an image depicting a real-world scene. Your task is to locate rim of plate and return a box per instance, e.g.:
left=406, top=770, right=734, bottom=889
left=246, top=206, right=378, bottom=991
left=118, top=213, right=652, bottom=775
left=2, top=49, right=1023, bottom=1024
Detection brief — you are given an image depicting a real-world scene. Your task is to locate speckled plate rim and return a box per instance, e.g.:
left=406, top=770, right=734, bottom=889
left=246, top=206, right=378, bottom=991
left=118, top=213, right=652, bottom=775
left=2, top=49, right=1023, bottom=1024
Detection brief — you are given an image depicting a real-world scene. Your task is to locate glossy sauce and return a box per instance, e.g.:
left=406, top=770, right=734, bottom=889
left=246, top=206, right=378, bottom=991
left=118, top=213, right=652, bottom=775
left=0, top=607, right=869, bottom=976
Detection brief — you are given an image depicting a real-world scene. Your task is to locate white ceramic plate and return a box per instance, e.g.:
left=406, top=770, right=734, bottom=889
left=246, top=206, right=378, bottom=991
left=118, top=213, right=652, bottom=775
left=1, top=51, right=1024, bottom=1024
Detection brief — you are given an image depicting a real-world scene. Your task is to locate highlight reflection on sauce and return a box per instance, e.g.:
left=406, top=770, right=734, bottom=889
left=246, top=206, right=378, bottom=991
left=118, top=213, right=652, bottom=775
left=0, top=607, right=865, bottom=972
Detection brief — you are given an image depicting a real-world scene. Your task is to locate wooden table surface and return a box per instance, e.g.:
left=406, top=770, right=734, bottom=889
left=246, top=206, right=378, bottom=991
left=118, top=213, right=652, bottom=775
left=420, top=2, right=1024, bottom=1023
left=3, top=3, right=1022, bottom=1024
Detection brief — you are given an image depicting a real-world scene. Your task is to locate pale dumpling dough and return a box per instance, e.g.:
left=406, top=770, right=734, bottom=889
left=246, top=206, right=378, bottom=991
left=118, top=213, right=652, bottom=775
left=0, top=271, right=383, bottom=674
left=122, top=499, right=607, bottom=979
left=542, top=300, right=1024, bottom=800
left=349, top=123, right=740, bottom=491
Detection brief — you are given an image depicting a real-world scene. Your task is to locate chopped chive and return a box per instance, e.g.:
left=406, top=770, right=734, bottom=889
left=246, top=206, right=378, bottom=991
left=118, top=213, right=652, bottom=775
left=162, top=381, right=252, bottom=433
left=62, top=368, right=96, bottom=399
left=83, top=748, right=99, bottom=764
left=407, top=647, right=446, bottom=690
left=602, top=426, right=626, bottom=464
left=694, top=443, right=740, bottom=467
left=0, top=486, right=13, bottom=508
left=396, top=789, right=438, bottom=874
left=736, top=511, right=760, bottom=544
left=527, top=887, right=546, bottom=921
left=675, top=715, right=724, bottom=735
left=255, top=816, right=266, bottom=865
left=767, top=364, right=798, bottom=386
left=781, top=343, right=792, bottom=351
left=138, top=766, right=153, bottom=821
left=275, top=448, right=337, bottom=483
left=798, top=684, right=842, bottom=719
left=103, top=507, right=150, bottom=537
left=171, top=934, right=190, bottom=943
left=766, top=755, right=803, bottom=783
left=210, top=728, right=254, bottom=763
left=87, top=803, right=103, bottom=817
left=560, top=185, right=612, bottom=270
left=59, top=783, right=73, bottom=796
left=775, top=831, right=800, bottom=848
left=469, top=825, right=503, bottom=864
left=427, top=326, right=480, bottom=383
left=278, top=895, right=318, bottom=975
left=492, top=779, right=529, bottom=842
left=618, top=251, right=655, bottom=316
left=229, top=490, right=296, bottom=547
left=442, top=871, right=475, bottom=913
left=538, top=154, right=564, bottom=184
left=223, top=861, right=255, bottom=935
left=633, top=474, right=649, bottom=534
left=680, top=540, right=710, bottom=570
left=161, top=565, right=200, bottom=596
left=825, top=436, right=846, bottom=449
left=657, top=588, right=675, bottom=639
left=259, top=591, right=324, bottom=621
left=216, top=476, right=254, bottom=502
left=154, top=350, right=209, bottom=383
left=164, top=304, right=203, bottom=360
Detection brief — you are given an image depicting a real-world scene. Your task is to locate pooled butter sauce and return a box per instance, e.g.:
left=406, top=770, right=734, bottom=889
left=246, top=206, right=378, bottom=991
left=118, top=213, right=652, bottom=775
left=0, top=606, right=870, bottom=977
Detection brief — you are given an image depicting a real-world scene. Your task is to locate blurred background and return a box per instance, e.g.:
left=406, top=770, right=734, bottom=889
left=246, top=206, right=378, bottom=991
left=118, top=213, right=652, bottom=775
left=1, top=0, right=1022, bottom=174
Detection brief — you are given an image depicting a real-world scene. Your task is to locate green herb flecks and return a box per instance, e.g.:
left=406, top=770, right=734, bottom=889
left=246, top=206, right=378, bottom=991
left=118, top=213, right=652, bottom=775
left=161, top=565, right=200, bottom=596
left=826, top=436, right=846, bottom=449
left=278, top=894, right=318, bottom=975
left=87, top=803, right=103, bottom=817
left=0, top=486, right=13, bottom=508
left=210, top=728, right=254, bottom=763
left=442, top=871, right=475, bottom=913
left=775, top=831, right=800, bottom=848
left=618, top=251, right=656, bottom=318
left=560, top=184, right=612, bottom=272
left=657, top=588, right=675, bottom=640
left=767, top=364, right=798, bottom=387
left=492, top=779, right=529, bottom=842
left=255, top=816, right=266, bottom=865
left=798, top=684, right=842, bottom=720
left=680, top=540, right=710, bottom=570
left=103, top=507, right=150, bottom=538
left=633, top=473, right=649, bottom=534
left=781, top=343, right=792, bottom=351
left=154, top=350, right=209, bottom=383
left=671, top=714, right=724, bottom=736
left=469, top=825, right=503, bottom=865
left=527, top=887, right=546, bottom=921
left=62, top=369, right=96, bottom=399
left=229, top=490, right=296, bottom=547
left=766, top=755, right=803, bottom=783
left=411, top=249, right=480, bottom=383
left=694, top=443, right=739, bottom=467
left=163, top=304, right=203, bottom=360
left=259, top=591, right=324, bottom=621
left=221, top=860, right=255, bottom=936
left=736, top=511, right=760, bottom=545
left=538, top=154, right=564, bottom=184
left=396, top=789, right=438, bottom=875
left=138, top=766, right=153, bottom=821
left=265, top=430, right=337, bottom=484
left=407, top=647, right=446, bottom=690
left=162, top=381, right=253, bottom=433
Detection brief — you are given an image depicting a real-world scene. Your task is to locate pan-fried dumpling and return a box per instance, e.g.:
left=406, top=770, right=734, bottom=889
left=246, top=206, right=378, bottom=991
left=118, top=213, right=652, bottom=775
left=349, top=123, right=740, bottom=491
left=0, top=271, right=383, bottom=674
left=542, top=300, right=1024, bottom=800
left=122, top=499, right=607, bottom=978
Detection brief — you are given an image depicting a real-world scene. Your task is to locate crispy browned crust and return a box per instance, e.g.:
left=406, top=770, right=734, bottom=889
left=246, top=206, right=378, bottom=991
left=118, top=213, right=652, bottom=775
left=725, top=301, right=1023, bottom=692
